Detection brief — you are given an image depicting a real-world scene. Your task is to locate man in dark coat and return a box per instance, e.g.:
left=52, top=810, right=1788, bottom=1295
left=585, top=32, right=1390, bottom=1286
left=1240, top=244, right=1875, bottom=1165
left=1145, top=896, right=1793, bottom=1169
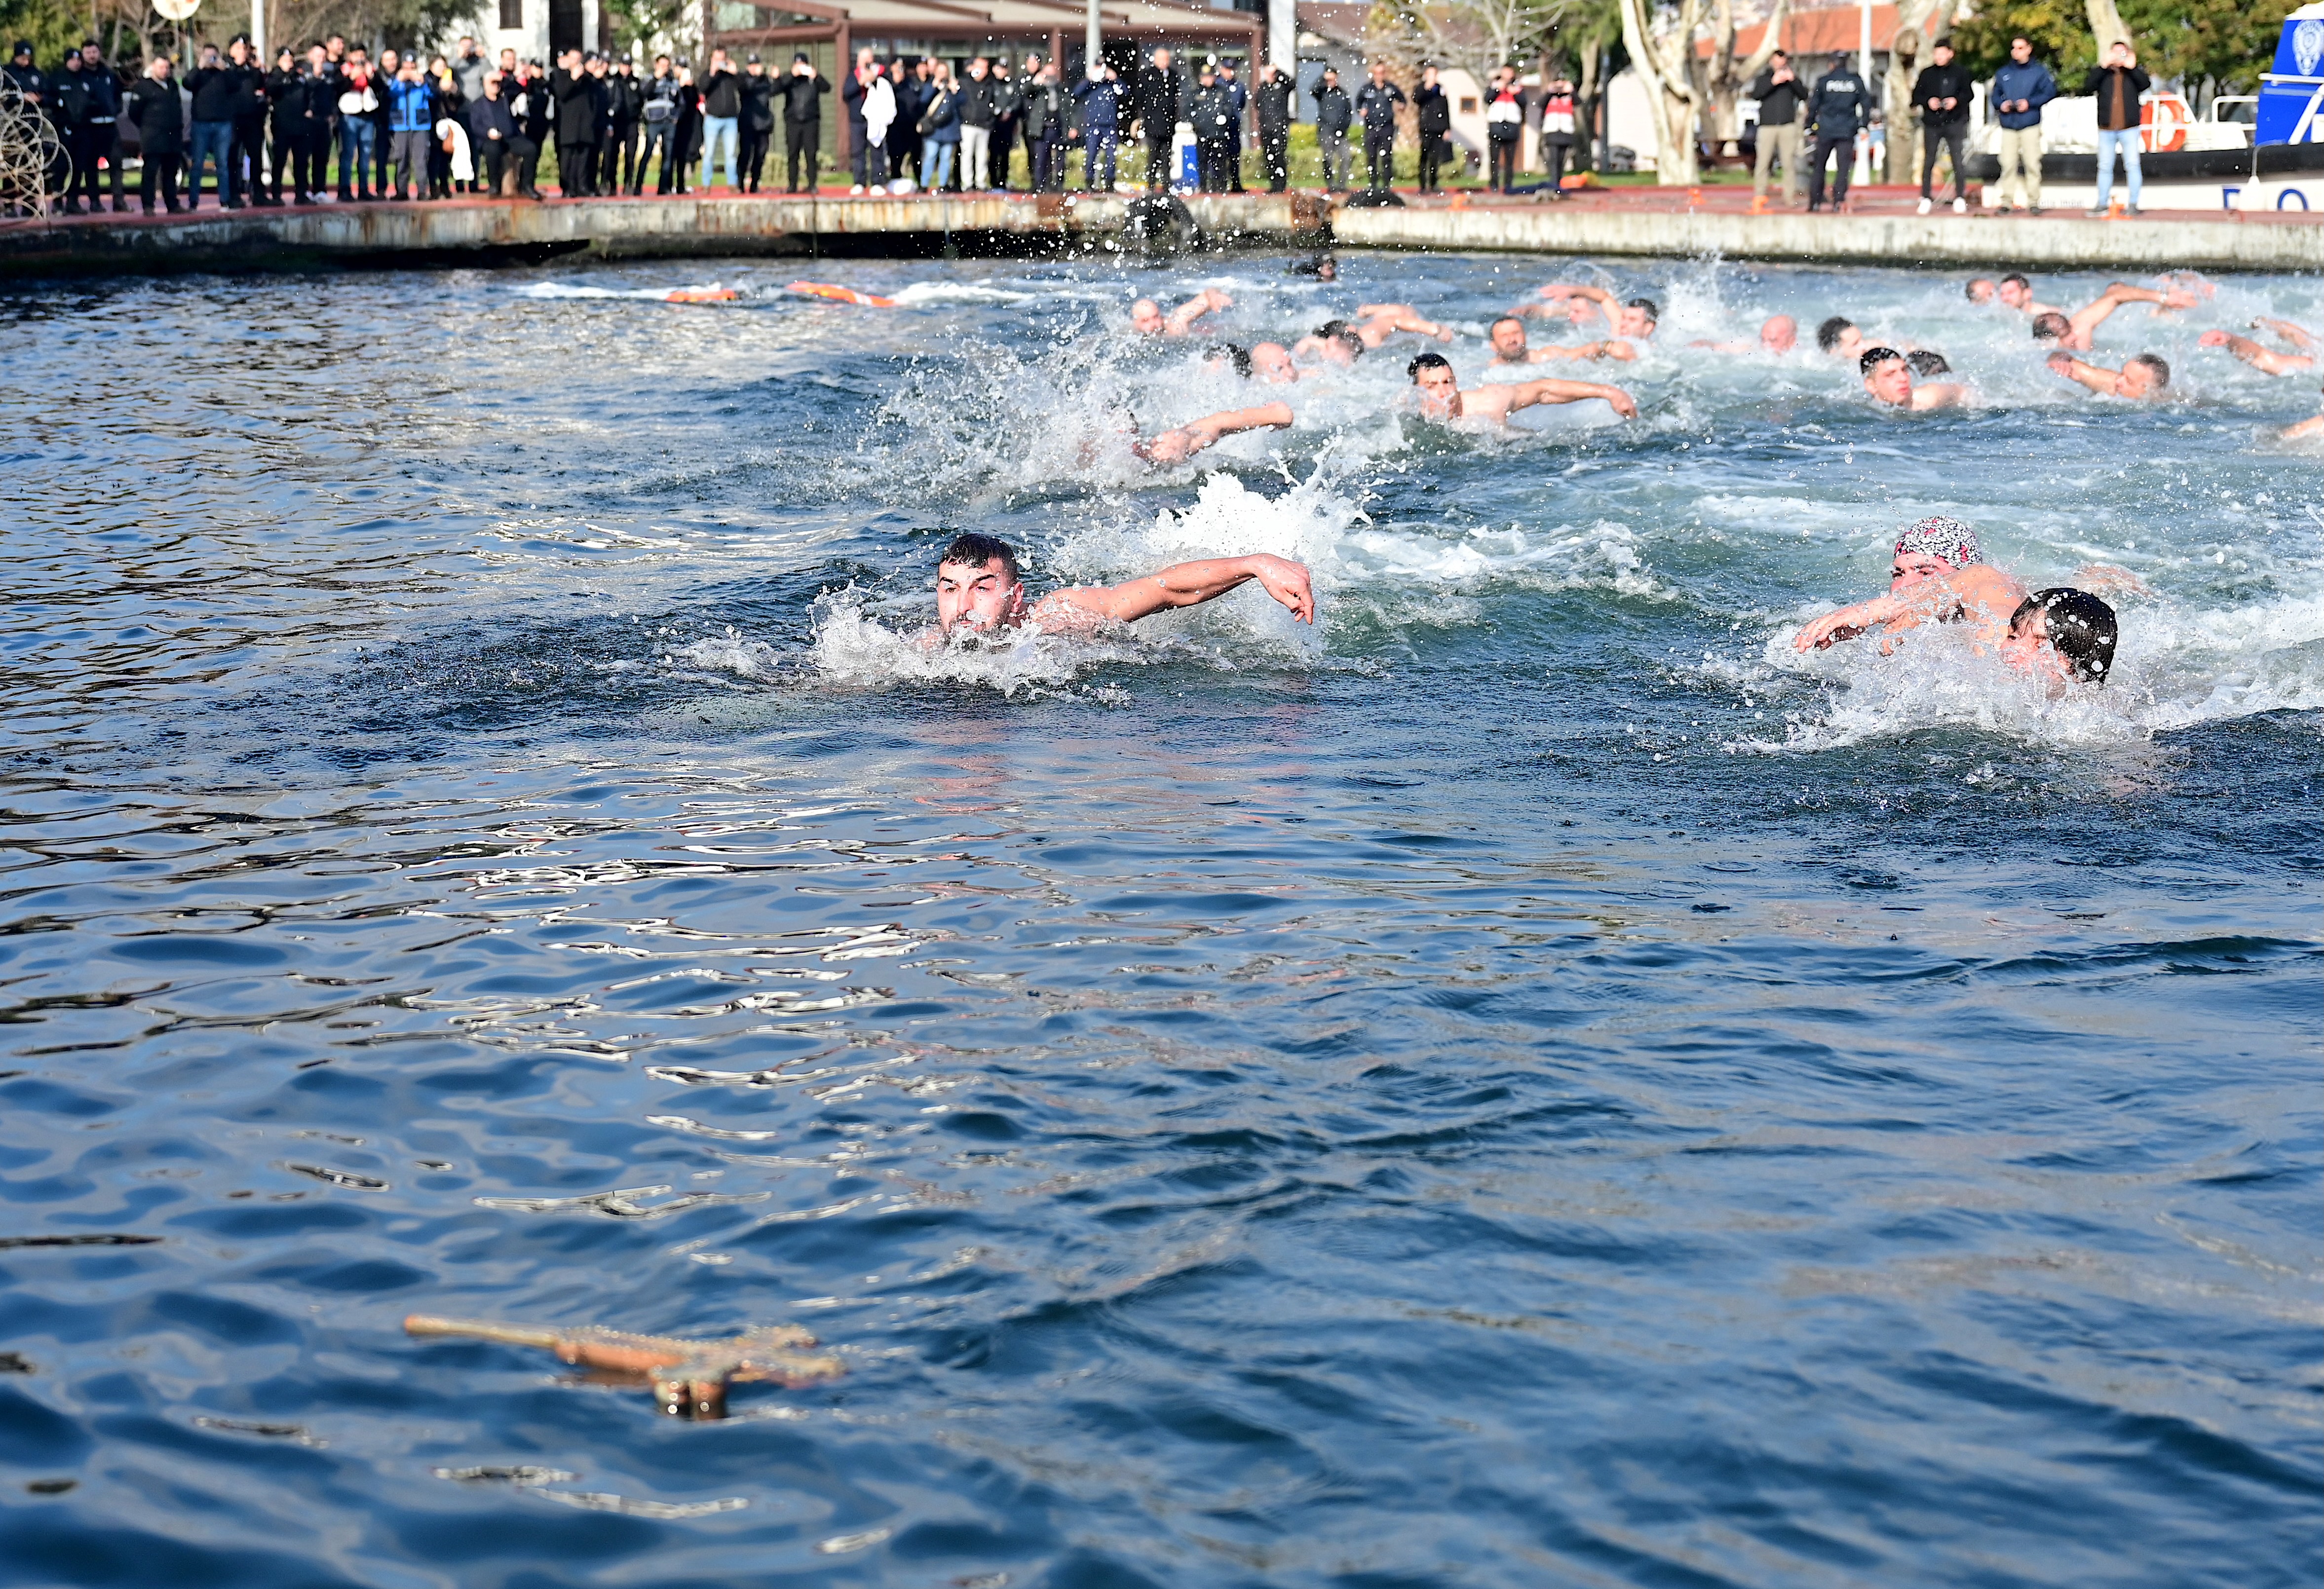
left=1187, top=62, right=1236, bottom=193
left=839, top=46, right=878, bottom=191
left=263, top=47, right=306, bottom=204
left=781, top=52, right=827, bottom=192
left=1414, top=63, right=1449, bottom=190
left=226, top=36, right=267, bottom=207
left=737, top=54, right=775, bottom=190
left=1218, top=58, right=1246, bottom=191
left=1804, top=50, right=1872, bottom=212
left=1911, top=37, right=1972, bottom=213
left=1254, top=61, right=1293, bottom=193
left=552, top=49, right=599, bottom=196
left=603, top=55, right=642, bottom=195
left=1313, top=67, right=1353, bottom=191
left=127, top=53, right=183, bottom=212
left=1130, top=45, right=1182, bottom=190
left=1019, top=54, right=1064, bottom=192
left=1353, top=61, right=1404, bottom=194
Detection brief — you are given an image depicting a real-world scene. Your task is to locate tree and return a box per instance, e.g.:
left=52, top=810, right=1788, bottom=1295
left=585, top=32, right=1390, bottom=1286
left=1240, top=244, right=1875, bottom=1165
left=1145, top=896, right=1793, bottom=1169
left=1953, top=0, right=2286, bottom=93
left=1688, top=0, right=1790, bottom=147
left=1370, top=0, right=1575, bottom=92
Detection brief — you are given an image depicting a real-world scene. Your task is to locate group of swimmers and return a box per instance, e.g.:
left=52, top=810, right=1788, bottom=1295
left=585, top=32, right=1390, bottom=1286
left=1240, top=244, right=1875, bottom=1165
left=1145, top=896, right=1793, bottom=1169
left=1123, top=264, right=2320, bottom=445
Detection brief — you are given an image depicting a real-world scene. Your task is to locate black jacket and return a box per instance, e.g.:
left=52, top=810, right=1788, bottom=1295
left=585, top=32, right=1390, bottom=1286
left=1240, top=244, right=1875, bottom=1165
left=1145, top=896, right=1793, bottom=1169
left=1256, top=76, right=1294, bottom=135
left=606, top=71, right=642, bottom=126
left=781, top=69, right=826, bottom=125
left=642, top=72, right=679, bottom=125
left=50, top=64, right=96, bottom=128
left=228, top=61, right=265, bottom=122
left=739, top=71, right=775, bottom=132
left=1415, top=81, right=1449, bottom=136
left=700, top=66, right=739, bottom=118
left=1911, top=61, right=1972, bottom=128
left=185, top=64, right=236, bottom=121
left=2084, top=63, right=2150, bottom=131
left=129, top=73, right=182, bottom=147
left=1130, top=62, right=1181, bottom=134
left=1355, top=79, right=1404, bottom=136
left=266, top=66, right=307, bottom=128
left=467, top=93, right=515, bottom=144
left=1187, top=81, right=1235, bottom=141
left=1313, top=83, right=1351, bottom=136
left=1806, top=67, right=1873, bottom=138
left=1749, top=66, right=1805, bottom=127
left=510, top=73, right=551, bottom=141
left=989, top=74, right=1023, bottom=124
left=552, top=69, right=597, bottom=142
left=956, top=71, right=996, bottom=129
left=1021, top=77, right=1064, bottom=140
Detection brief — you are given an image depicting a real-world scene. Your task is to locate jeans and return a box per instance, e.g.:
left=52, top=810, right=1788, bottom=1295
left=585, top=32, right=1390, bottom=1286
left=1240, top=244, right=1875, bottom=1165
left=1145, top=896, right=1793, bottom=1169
left=1083, top=131, right=1115, bottom=190
left=1753, top=120, right=1799, bottom=201
left=188, top=118, right=234, bottom=205
left=2095, top=126, right=2142, bottom=209
left=1920, top=124, right=1967, bottom=200
left=638, top=119, right=676, bottom=191
left=1318, top=129, right=1350, bottom=189
left=960, top=123, right=990, bottom=189
left=339, top=116, right=376, bottom=194
left=925, top=141, right=954, bottom=190
left=700, top=114, right=737, bottom=189
left=1995, top=124, right=2041, bottom=209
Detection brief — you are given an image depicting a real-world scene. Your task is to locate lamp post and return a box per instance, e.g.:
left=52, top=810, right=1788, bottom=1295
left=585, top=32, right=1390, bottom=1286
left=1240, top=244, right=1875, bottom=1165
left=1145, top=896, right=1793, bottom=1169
left=1270, top=0, right=1293, bottom=72
left=251, top=0, right=264, bottom=59
left=1854, top=0, right=1874, bottom=184
left=1087, top=0, right=1101, bottom=73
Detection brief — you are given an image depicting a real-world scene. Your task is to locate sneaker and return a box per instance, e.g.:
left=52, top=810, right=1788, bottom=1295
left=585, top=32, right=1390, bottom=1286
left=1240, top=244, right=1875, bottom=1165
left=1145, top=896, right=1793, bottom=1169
left=1916, top=196, right=1931, bottom=214
left=2027, top=205, right=2042, bottom=215
left=849, top=183, right=864, bottom=194
left=1951, top=197, right=1967, bottom=214
left=2086, top=205, right=2106, bottom=216
left=2126, top=204, right=2141, bottom=216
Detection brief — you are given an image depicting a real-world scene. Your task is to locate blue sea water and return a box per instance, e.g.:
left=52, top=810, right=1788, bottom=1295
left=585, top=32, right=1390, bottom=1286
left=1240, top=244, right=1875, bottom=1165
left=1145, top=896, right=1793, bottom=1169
left=0, top=252, right=2319, bottom=1589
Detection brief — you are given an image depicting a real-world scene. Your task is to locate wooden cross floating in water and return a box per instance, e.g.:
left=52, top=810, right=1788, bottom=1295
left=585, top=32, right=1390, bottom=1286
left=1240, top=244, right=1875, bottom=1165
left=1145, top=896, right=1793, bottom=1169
left=404, top=1314, right=844, bottom=1419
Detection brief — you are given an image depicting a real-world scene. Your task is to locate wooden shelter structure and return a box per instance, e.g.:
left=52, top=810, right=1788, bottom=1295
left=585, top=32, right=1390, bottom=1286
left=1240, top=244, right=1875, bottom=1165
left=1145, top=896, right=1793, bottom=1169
left=702, top=0, right=1269, bottom=166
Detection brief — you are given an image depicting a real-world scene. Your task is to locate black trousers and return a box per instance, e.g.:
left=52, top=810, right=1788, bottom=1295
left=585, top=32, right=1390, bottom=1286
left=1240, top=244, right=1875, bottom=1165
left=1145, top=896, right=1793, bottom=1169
left=1418, top=133, right=1446, bottom=190
left=298, top=128, right=329, bottom=195
left=1920, top=123, right=1967, bottom=199
left=477, top=140, right=508, bottom=193
left=1260, top=128, right=1288, bottom=191
left=1488, top=131, right=1518, bottom=191
left=510, top=134, right=541, bottom=195
left=67, top=125, right=121, bottom=204
left=230, top=117, right=265, bottom=202
left=1145, top=132, right=1172, bottom=189
left=737, top=127, right=767, bottom=190
left=1363, top=129, right=1394, bottom=190
left=1807, top=132, right=1852, bottom=207
left=558, top=141, right=595, bottom=195
left=1196, top=137, right=1234, bottom=192
left=1542, top=134, right=1572, bottom=189
left=784, top=124, right=817, bottom=191
left=140, top=151, right=181, bottom=210
left=269, top=129, right=299, bottom=197
left=1028, top=136, right=1063, bottom=191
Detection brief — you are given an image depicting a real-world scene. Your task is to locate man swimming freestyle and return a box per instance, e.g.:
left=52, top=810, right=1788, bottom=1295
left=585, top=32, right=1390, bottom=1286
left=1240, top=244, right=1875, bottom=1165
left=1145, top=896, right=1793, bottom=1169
left=2199, top=320, right=2316, bottom=376
left=932, top=530, right=1315, bottom=638
left=2030, top=280, right=2196, bottom=352
left=1131, top=401, right=1296, bottom=463
left=1484, top=315, right=1636, bottom=373
left=1861, top=346, right=1966, bottom=410
left=1408, top=351, right=1638, bottom=423
left=1690, top=315, right=1796, bottom=355
left=1131, top=289, right=1233, bottom=337
left=1792, top=516, right=2026, bottom=656
left=1524, top=283, right=1658, bottom=340
left=2001, top=587, right=2119, bottom=686
left=2046, top=349, right=2170, bottom=400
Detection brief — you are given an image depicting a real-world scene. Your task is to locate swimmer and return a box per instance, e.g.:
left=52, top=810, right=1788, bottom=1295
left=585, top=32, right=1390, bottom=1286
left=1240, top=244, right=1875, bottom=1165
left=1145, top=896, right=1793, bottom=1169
left=2046, top=349, right=2170, bottom=400
left=1527, top=284, right=1658, bottom=340
left=1203, top=343, right=1254, bottom=379
left=1289, top=254, right=1339, bottom=281
left=1906, top=349, right=1952, bottom=378
left=1291, top=320, right=1368, bottom=366
left=2199, top=322, right=2315, bottom=376
left=1350, top=303, right=1457, bottom=345
left=931, top=530, right=1315, bottom=639
left=1792, top=515, right=2027, bottom=656
left=1408, top=351, right=1638, bottom=424
left=1131, top=288, right=1232, bottom=337
left=2030, top=280, right=2197, bottom=352
left=1132, top=400, right=1295, bottom=464
left=1249, top=342, right=1308, bottom=382
left=1861, top=347, right=1966, bottom=411
left=1815, top=316, right=1865, bottom=360
left=2285, top=387, right=2324, bottom=442
left=1969, top=272, right=2060, bottom=315
left=1690, top=314, right=1796, bottom=355
left=1485, top=315, right=1635, bottom=373
left=2002, top=587, right=2119, bottom=686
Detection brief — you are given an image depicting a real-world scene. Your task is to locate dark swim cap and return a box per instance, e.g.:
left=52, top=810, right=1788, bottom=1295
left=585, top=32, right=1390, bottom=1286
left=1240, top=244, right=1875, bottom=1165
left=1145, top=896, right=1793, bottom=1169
left=2014, top=587, right=2119, bottom=683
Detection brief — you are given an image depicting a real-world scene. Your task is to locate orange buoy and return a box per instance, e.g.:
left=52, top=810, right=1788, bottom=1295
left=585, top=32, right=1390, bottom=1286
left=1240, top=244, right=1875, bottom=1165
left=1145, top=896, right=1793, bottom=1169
left=784, top=281, right=899, bottom=308
left=664, top=286, right=741, bottom=303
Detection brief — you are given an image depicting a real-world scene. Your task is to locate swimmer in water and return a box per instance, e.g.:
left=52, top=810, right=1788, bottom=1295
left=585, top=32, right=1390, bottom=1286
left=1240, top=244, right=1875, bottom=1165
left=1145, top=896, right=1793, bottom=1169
left=1816, top=316, right=1866, bottom=360
left=1792, top=516, right=2028, bottom=657
left=1249, top=342, right=1308, bottom=382
left=1906, top=349, right=1951, bottom=378
left=2001, top=587, right=2119, bottom=687
left=1291, top=320, right=1368, bottom=366
left=1484, top=315, right=1636, bottom=375
left=932, top=530, right=1315, bottom=638
left=1408, top=351, right=1638, bottom=423
left=1203, top=343, right=1254, bottom=379
left=1131, top=288, right=1233, bottom=337
left=1347, top=303, right=1456, bottom=345
left=1131, top=400, right=1295, bottom=463
left=1690, top=314, right=1797, bottom=355
left=1861, top=346, right=1966, bottom=411
left=1289, top=254, right=1338, bottom=281
left=2199, top=320, right=2316, bottom=376
left=2030, top=280, right=2197, bottom=352
left=1525, top=284, right=1658, bottom=340
left=2283, top=387, right=2324, bottom=442
left=2046, top=349, right=2170, bottom=400
left=1968, top=272, right=2061, bottom=315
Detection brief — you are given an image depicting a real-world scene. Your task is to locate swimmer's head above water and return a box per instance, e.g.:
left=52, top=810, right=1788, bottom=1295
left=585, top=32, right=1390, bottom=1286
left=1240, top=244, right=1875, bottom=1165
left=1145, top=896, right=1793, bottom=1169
left=1309, top=320, right=1366, bottom=364
left=934, top=532, right=1026, bottom=636
left=1891, top=515, right=1982, bottom=585
left=1816, top=316, right=1863, bottom=359
left=1618, top=297, right=1659, bottom=339
left=2005, top=587, right=2118, bottom=683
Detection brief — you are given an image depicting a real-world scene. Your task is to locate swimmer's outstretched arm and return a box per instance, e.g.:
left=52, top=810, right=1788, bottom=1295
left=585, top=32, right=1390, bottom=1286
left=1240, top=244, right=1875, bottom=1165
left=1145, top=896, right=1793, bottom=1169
left=1355, top=303, right=1455, bottom=342
left=2071, top=282, right=2193, bottom=344
left=1037, top=553, right=1316, bottom=627
left=2046, top=351, right=2119, bottom=396
left=1134, top=400, right=1295, bottom=464
left=2253, top=316, right=2317, bottom=352
left=1505, top=378, right=1638, bottom=418
left=2284, top=412, right=2324, bottom=442
left=1536, top=339, right=1636, bottom=362
left=1165, top=289, right=1233, bottom=335
left=2200, top=329, right=2313, bottom=376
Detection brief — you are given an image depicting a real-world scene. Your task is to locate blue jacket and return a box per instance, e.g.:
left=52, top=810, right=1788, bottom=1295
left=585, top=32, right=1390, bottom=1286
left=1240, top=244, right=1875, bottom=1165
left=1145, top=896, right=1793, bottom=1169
left=386, top=76, right=433, bottom=133
left=1070, top=76, right=1121, bottom=135
left=1990, top=60, right=2058, bottom=130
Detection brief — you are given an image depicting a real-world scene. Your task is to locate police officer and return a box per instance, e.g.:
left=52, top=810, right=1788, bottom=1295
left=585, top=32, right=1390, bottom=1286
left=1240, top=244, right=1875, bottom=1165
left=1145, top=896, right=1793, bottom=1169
left=1254, top=61, right=1293, bottom=193
left=1354, top=60, right=1405, bottom=194
left=1187, top=60, right=1236, bottom=192
left=1805, top=50, right=1873, bottom=213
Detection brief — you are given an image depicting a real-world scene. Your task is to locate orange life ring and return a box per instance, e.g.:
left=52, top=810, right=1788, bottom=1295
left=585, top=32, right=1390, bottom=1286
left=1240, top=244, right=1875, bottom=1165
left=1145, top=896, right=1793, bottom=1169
left=2139, top=94, right=2189, bottom=153
left=665, top=287, right=741, bottom=303
left=785, top=281, right=899, bottom=307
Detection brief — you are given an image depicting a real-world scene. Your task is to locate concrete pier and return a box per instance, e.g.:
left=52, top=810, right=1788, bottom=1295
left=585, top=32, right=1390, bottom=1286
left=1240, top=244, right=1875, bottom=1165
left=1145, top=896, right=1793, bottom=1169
left=0, top=188, right=2317, bottom=277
